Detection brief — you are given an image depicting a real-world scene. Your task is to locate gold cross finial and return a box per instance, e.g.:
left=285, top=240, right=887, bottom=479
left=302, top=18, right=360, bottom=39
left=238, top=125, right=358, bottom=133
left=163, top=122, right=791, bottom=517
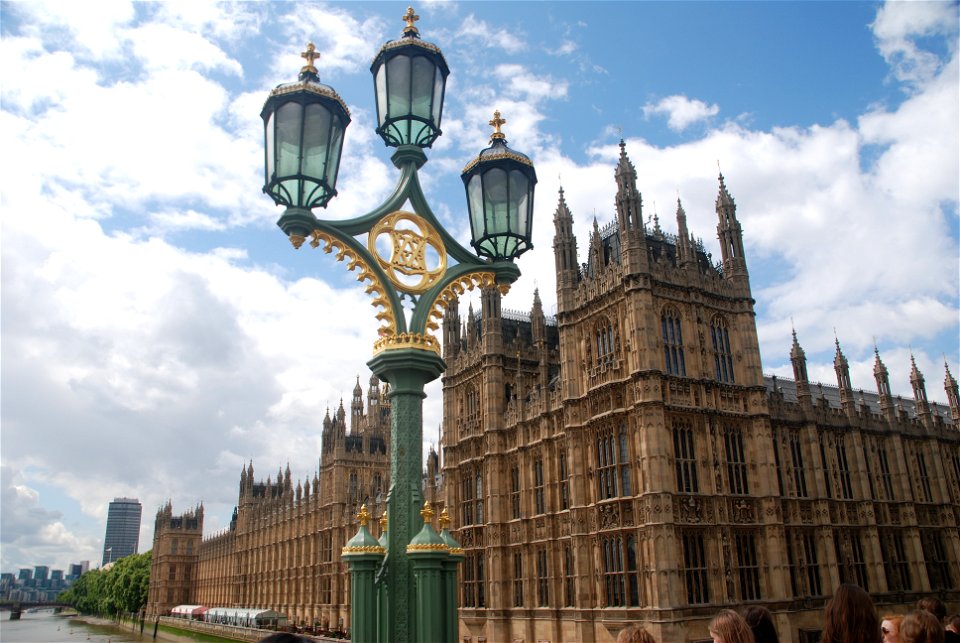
left=489, top=110, right=506, bottom=140
left=403, top=7, right=420, bottom=35
left=420, top=500, right=435, bottom=523
left=357, top=503, right=370, bottom=526
left=301, top=42, right=320, bottom=75
left=379, top=511, right=388, bottom=530
left=439, top=507, right=451, bottom=530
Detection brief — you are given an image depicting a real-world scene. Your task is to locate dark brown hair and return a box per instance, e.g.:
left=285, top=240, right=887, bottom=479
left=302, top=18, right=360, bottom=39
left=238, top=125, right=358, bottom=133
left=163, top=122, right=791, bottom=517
left=743, top=605, right=780, bottom=643
left=710, top=609, right=756, bottom=643
left=618, top=623, right=657, bottom=643
left=917, top=597, right=947, bottom=622
left=820, top=584, right=881, bottom=643
left=902, top=610, right=945, bottom=643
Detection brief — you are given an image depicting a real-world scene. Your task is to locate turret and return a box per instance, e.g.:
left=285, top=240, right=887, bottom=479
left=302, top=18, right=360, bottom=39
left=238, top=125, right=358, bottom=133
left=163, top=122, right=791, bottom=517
left=614, top=140, right=644, bottom=235
left=351, top=376, right=364, bottom=433
left=945, top=361, right=960, bottom=425
left=443, top=297, right=461, bottom=359
left=790, top=329, right=812, bottom=408
left=833, top=337, right=855, bottom=414
left=466, top=302, right=478, bottom=351
left=874, top=347, right=894, bottom=420
left=480, top=284, right=502, bottom=354
left=716, top=173, right=748, bottom=281
left=910, top=355, right=931, bottom=428
left=553, top=187, right=579, bottom=310
left=676, top=197, right=694, bottom=267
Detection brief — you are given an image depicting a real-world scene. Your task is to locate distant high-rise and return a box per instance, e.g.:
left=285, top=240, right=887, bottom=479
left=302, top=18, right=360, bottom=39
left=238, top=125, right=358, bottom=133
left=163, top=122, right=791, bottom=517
left=102, top=497, right=142, bottom=566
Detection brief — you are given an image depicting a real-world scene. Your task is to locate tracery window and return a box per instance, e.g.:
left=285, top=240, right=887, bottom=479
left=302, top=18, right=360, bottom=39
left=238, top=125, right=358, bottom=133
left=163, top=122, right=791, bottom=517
left=877, top=444, right=896, bottom=501
left=510, top=465, right=521, bottom=519
left=563, top=545, right=575, bottom=606
left=596, top=426, right=631, bottom=500
left=673, top=420, right=699, bottom=493
left=460, top=467, right=484, bottom=526
left=724, top=426, right=749, bottom=495
left=513, top=552, right=524, bottom=607
left=916, top=450, right=933, bottom=502
left=662, top=308, right=686, bottom=376
left=600, top=535, right=640, bottom=607
left=834, top=530, right=869, bottom=591
left=559, top=451, right=570, bottom=510
left=682, top=531, right=709, bottom=605
left=534, top=458, right=546, bottom=514
left=787, top=530, right=822, bottom=597
left=463, top=552, right=485, bottom=607
left=348, top=472, right=359, bottom=505
left=881, top=532, right=912, bottom=591
left=711, top=317, right=735, bottom=383
left=835, top=439, right=854, bottom=499
left=594, top=318, right=617, bottom=367
left=536, top=549, right=549, bottom=607
left=736, top=531, right=761, bottom=601
left=788, top=430, right=808, bottom=497
left=921, top=531, right=953, bottom=590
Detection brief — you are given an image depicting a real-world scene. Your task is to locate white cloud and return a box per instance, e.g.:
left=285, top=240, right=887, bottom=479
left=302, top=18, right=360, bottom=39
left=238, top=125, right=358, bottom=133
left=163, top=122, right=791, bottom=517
left=871, top=0, right=958, bottom=86
left=456, top=14, right=526, bottom=54
left=643, top=95, right=720, bottom=131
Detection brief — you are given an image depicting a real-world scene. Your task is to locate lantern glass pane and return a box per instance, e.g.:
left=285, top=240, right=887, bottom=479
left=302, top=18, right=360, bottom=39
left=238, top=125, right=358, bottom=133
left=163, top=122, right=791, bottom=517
left=432, top=66, right=444, bottom=124
left=375, top=64, right=388, bottom=127
left=326, top=115, right=344, bottom=186
left=276, top=102, right=303, bottom=177
left=302, top=103, right=332, bottom=183
left=468, top=174, right=484, bottom=240
left=386, top=55, right=411, bottom=117
left=509, top=170, right=529, bottom=234
left=411, top=56, right=434, bottom=119
left=483, top=167, right=510, bottom=233
left=265, top=111, right=275, bottom=181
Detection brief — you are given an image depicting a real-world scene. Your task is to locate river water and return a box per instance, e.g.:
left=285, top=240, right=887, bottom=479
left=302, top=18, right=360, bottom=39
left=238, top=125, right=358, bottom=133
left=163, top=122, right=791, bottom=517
left=0, top=610, right=145, bottom=643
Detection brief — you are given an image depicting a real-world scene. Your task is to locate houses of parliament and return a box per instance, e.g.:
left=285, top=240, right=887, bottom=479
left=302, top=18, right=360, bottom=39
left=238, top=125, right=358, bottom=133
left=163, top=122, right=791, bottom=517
left=146, top=142, right=960, bottom=642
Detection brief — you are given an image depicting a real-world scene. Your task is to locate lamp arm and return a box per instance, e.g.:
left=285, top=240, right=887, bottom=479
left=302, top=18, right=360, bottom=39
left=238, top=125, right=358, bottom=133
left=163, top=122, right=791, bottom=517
left=409, top=261, right=520, bottom=336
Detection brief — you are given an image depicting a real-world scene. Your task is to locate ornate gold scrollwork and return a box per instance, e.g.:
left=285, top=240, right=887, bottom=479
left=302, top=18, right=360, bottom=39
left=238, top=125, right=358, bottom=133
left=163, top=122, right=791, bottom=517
left=368, top=211, right=447, bottom=295
left=373, top=332, right=441, bottom=356
left=310, top=229, right=397, bottom=337
left=423, top=271, right=512, bottom=333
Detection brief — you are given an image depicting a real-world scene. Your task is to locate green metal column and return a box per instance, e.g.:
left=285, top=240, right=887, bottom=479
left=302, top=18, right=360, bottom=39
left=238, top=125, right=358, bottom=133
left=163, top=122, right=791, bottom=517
left=368, top=348, right=445, bottom=643
left=439, top=509, right=465, bottom=642
left=408, top=502, right=449, bottom=643
left=341, top=506, right=385, bottom=643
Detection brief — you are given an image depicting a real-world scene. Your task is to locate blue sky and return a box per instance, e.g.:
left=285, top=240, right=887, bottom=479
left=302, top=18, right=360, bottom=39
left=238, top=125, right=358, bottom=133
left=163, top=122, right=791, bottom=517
left=1, top=1, right=957, bottom=572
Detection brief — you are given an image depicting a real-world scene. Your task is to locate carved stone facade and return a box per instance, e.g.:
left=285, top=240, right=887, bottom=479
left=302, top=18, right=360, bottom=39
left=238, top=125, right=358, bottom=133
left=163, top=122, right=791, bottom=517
left=440, top=142, right=960, bottom=642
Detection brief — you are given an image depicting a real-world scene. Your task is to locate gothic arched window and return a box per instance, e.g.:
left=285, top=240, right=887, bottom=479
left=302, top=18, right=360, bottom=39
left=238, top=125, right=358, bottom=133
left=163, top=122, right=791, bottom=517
left=661, top=308, right=686, bottom=376
left=594, top=317, right=617, bottom=367
left=711, top=317, right=735, bottom=383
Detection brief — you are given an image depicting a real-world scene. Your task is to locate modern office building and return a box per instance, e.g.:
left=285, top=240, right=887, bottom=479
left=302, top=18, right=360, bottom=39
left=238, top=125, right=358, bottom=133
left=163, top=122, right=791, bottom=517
left=102, top=497, right=142, bottom=566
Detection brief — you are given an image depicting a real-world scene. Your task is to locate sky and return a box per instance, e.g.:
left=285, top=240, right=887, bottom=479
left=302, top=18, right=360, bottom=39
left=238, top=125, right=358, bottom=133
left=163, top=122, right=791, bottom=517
left=1, top=1, right=958, bottom=573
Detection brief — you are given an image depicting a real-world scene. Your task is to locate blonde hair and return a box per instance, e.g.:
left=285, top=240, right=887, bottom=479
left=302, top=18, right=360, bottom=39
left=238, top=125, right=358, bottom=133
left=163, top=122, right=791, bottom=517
left=618, top=624, right=657, bottom=643
left=710, top=609, right=756, bottom=643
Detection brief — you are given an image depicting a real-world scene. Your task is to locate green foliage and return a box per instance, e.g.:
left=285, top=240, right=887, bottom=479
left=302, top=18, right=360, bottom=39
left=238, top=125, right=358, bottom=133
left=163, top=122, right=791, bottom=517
left=60, top=551, right=152, bottom=616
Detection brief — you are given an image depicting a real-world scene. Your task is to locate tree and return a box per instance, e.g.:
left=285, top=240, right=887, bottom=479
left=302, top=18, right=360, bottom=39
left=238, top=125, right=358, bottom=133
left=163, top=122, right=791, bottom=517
left=59, top=551, right=152, bottom=616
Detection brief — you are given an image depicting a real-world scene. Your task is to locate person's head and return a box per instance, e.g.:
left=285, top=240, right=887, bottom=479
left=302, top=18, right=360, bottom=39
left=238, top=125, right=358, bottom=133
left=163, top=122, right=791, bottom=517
left=917, top=598, right=947, bottom=623
left=618, top=624, right=657, bottom=643
left=710, top=609, right=756, bottom=643
left=946, top=614, right=960, bottom=634
left=257, top=635, right=312, bottom=643
left=742, top=605, right=779, bottom=643
left=902, top=610, right=945, bottom=643
left=821, top=583, right=880, bottom=643
left=882, top=614, right=904, bottom=643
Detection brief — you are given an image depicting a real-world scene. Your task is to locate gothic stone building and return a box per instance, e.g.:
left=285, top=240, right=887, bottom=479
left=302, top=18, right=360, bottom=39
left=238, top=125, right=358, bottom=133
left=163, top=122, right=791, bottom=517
left=439, top=142, right=960, bottom=642
left=147, top=143, right=960, bottom=642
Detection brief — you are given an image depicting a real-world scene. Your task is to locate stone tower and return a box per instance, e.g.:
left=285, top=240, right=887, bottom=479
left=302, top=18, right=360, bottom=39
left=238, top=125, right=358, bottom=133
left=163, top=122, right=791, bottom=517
left=145, top=502, right=203, bottom=618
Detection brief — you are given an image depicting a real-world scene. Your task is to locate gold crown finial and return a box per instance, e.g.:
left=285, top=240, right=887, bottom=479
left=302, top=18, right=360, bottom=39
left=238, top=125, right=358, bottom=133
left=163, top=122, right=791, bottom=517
left=357, top=504, right=370, bottom=526
left=301, top=42, right=320, bottom=75
left=379, top=511, right=388, bottom=530
left=489, top=110, right=506, bottom=140
left=439, top=507, right=451, bottom=530
left=403, top=7, right=420, bottom=35
left=420, top=501, right=435, bottom=523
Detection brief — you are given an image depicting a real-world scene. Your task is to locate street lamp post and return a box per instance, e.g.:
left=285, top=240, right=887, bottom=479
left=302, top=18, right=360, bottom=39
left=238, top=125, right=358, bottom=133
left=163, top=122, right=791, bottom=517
left=260, top=8, right=536, bottom=643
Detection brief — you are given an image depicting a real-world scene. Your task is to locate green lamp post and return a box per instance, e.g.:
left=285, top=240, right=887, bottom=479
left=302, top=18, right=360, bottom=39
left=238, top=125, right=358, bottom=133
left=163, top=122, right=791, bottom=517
left=260, top=9, right=536, bottom=643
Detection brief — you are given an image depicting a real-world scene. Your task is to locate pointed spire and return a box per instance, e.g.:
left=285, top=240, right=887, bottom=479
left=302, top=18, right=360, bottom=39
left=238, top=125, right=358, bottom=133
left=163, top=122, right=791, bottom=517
left=910, top=354, right=930, bottom=424
left=833, top=336, right=854, bottom=409
left=873, top=345, right=894, bottom=418
left=944, top=359, right=960, bottom=424
left=676, top=196, right=693, bottom=266
left=789, top=327, right=811, bottom=406
left=614, top=139, right=644, bottom=234
left=715, top=171, right=747, bottom=279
